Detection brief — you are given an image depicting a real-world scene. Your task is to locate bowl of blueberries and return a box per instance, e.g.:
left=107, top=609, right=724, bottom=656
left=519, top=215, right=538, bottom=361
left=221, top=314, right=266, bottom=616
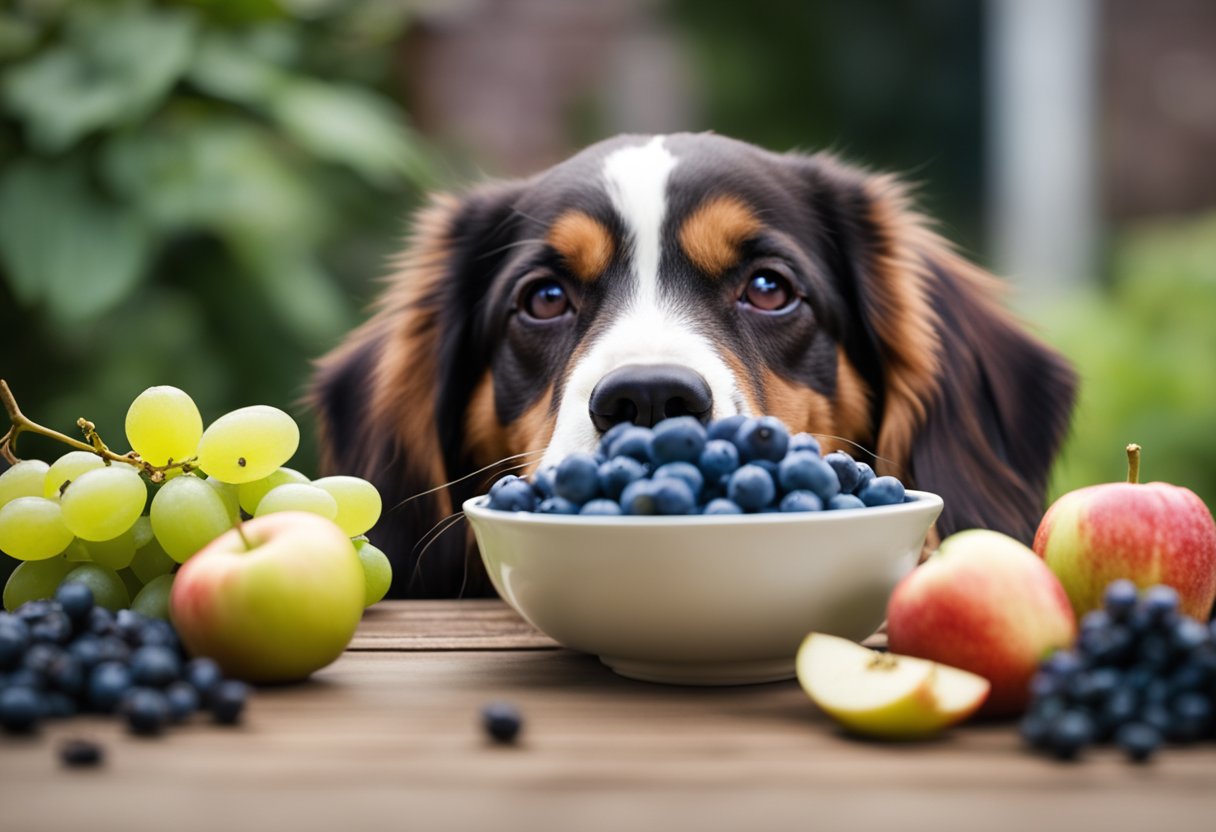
left=463, top=414, right=942, bottom=686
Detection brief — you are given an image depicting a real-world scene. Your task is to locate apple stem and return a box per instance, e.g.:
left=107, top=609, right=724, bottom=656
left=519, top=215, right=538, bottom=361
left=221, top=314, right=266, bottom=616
left=233, top=517, right=253, bottom=552
left=1126, top=443, right=1141, bottom=484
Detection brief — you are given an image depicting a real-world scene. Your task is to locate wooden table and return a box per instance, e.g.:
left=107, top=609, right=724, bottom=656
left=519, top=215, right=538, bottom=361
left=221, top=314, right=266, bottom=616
left=3, top=601, right=1214, bottom=831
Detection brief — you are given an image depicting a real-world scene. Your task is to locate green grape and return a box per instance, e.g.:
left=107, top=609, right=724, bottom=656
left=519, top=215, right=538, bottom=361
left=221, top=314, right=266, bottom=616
left=118, top=567, right=144, bottom=599
left=130, top=531, right=176, bottom=584
left=131, top=573, right=174, bottom=620
left=2, top=555, right=73, bottom=611
left=0, top=460, right=50, bottom=509
left=196, top=405, right=300, bottom=484
left=254, top=483, right=338, bottom=520
left=150, top=474, right=233, bottom=563
left=0, top=497, right=75, bottom=560
left=237, top=467, right=308, bottom=515
left=44, top=451, right=106, bottom=498
left=60, top=465, right=147, bottom=541
left=354, top=539, right=392, bottom=607
left=313, top=476, right=382, bottom=537
left=131, top=515, right=155, bottom=550
left=205, top=477, right=241, bottom=523
left=61, top=564, right=129, bottom=612
left=125, top=385, right=204, bottom=466
left=62, top=539, right=91, bottom=563
left=84, top=526, right=137, bottom=570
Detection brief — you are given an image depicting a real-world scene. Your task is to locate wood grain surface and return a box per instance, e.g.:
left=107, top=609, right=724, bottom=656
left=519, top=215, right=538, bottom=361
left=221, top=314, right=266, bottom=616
left=2, top=601, right=1213, bottom=832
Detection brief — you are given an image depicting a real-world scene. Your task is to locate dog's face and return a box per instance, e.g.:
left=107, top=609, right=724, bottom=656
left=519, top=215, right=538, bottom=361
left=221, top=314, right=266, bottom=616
left=314, top=133, right=1076, bottom=597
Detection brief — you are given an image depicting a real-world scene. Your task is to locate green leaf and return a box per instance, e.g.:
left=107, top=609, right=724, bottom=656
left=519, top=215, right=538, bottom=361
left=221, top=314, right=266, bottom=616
left=1, top=2, right=197, bottom=153
left=0, top=157, right=153, bottom=323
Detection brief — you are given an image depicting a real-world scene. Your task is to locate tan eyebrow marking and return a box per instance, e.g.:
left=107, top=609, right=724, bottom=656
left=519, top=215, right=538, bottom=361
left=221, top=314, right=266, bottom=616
left=546, top=210, right=614, bottom=282
left=678, top=195, right=763, bottom=277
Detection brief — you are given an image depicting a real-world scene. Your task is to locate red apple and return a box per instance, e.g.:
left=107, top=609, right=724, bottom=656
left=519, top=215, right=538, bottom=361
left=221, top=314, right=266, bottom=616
left=169, top=512, right=365, bottom=683
left=1034, top=444, right=1216, bottom=620
left=886, top=529, right=1077, bottom=717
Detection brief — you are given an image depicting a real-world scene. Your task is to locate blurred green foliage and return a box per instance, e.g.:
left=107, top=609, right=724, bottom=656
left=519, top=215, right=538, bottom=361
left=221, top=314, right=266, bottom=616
left=1039, top=214, right=1216, bottom=510
left=0, top=0, right=433, bottom=475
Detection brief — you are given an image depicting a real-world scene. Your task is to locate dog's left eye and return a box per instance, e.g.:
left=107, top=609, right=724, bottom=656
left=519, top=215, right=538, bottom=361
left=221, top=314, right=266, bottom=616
left=521, top=279, right=571, bottom=320
left=740, top=270, right=797, bottom=312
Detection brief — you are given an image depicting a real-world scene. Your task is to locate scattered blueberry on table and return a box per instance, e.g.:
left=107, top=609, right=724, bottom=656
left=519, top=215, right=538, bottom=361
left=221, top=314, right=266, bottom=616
left=486, top=415, right=911, bottom=515
left=482, top=701, right=523, bottom=744
left=1021, top=580, right=1216, bottom=764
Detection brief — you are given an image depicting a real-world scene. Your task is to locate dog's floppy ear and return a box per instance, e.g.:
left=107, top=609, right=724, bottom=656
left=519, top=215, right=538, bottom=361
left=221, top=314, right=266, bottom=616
left=310, top=184, right=525, bottom=597
left=803, top=155, right=1076, bottom=543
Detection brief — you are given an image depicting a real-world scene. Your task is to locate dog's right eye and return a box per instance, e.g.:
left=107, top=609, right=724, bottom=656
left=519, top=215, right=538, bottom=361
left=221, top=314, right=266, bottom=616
left=520, top=279, right=571, bottom=321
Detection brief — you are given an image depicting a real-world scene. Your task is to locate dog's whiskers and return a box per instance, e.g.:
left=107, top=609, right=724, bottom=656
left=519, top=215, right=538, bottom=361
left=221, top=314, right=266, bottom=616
left=408, top=510, right=469, bottom=592
left=392, top=449, right=547, bottom=512
left=810, top=434, right=906, bottom=476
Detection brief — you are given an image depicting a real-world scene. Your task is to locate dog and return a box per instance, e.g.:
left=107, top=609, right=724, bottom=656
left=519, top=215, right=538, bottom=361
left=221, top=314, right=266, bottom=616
left=311, top=133, right=1077, bottom=598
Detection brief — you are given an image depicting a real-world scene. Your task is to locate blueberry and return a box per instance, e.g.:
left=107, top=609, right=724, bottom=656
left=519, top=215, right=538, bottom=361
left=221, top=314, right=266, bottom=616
left=96, top=635, right=131, bottom=665
left=23, top=643, right=64, bottom=679
left=165, top=681, right=200, bottom=722
left=653, top=462, right=704, bottom=500
left=1079, top=608, right=1111, bottom=635
left=487, top=478, right=538, bottom=512
left=652, top=477, right=696, bottom=515
left=826, top=494, right=866, bottom=510
left=489, top=475, right=523, bottom=500
left=4, top=667, right=42, bottom=691
left=54, top=582, right=94, bottom=623
left=697, top=439, right=740, bottom=482
left=47, top=655, right=85, bottom=696
left=1140, top=702, right=1172, bottom=736
left=0, top=617, right=30, bottom=670
left=707, top=415, right=748, bottom=442
left=779, top=491, right=823, bottom=512
left=1018, top=713, right=1052, bottom=749
left=44, top=691, right=77, bottom=719
left=87, top=606, right=116, bottom=637
left=788, top=432, right=821, bottom=455
left=597, top=421, right=635, bottom=457
left=1168, top=661, right=1208, bottom=695
left=130, top=645, right=181, bottom=688
left=1171, top=692, right=1212, bottom=742
left=597, top=456, right=647, bottom=501
left=1103, top=579, right=1139, bottom=620
left=777, top=452, right=839, bottom=500
left=650, top=416, right=708, bottom=465
left=727, top=464, right=776, bottom=512
left=1170, top=618, right=1210, bottom=654
left=853, top=462, right=875, bottom=494
left=530, top=468, right=556, bottom=499
left=537, top=496, right=580, bottom=515
left=137, top=619, right=179, bottom=650
left=732, top=416, right=790, bottom=463
left=619, top=479, right=659, bottom=515
left=579, top=499, right=623, bottom=516
left=115, top=609, right=145, bottom=646
left=1142, top=585, right=1180, bottom=621
left=59, top=738, right=104, bottom=767
left=1115, top=722, right=1161, bottom=763
left=858, top=476, right=905, bottom=507
left=0, top=686, right=42, bottom=733
left=1101, top=686, right=1138, bottom=730
left=482, top=701, right=523, bottom=744
left=1047, top=710, right=1093, bottom=761
left=1029, top=671, right=1063, bottom=699
left=185, top=658, right=223, bottom=702
left=88, top=661, right=133, bottom=713
left=607, top=426, right=654, bottom=464
left=123, top=688, right=171, bottom=736
left=211, top=680, right=249, bottom=725
left=823, top=452, right=861, bottom=493
left=16, top=599, right=53, bottom=621
left=30, top=610, right=72, bottom=645
left=553, top=453, right=601, bottom=504
left=1041, top=650, right=1083, bottom=679
left=702, top=498, right=743, bottom=515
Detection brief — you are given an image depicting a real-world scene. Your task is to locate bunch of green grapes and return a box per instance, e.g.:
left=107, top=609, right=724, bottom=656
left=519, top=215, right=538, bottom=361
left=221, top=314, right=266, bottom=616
left=0, top=386, right=392, bottom=614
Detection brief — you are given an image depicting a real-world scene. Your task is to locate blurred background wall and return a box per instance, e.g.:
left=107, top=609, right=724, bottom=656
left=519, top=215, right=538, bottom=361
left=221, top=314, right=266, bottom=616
left=2, top=0, right=1214, bottom=518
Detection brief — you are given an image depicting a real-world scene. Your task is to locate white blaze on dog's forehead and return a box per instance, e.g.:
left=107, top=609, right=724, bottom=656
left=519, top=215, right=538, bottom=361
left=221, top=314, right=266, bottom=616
left=601, top=135, right=677, bottom=308
left=539, top=137, right=751, bottom=468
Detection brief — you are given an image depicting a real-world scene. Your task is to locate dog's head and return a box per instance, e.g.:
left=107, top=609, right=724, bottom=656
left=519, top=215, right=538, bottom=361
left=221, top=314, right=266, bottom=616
left=313, top=133, right=1075, bottom=596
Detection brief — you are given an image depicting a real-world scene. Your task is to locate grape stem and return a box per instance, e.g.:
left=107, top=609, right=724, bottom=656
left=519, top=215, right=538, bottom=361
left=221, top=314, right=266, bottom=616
left=0, top=378, right=196, bottom=481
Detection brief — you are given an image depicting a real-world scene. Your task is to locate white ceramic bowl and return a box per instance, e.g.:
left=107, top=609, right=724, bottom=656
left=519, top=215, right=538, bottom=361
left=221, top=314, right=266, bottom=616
left=463, top=490, right=943, bottom=686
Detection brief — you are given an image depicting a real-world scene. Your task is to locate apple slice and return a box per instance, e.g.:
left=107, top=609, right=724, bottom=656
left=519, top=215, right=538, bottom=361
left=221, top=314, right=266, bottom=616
left=796, top=633, right=990, bottom=740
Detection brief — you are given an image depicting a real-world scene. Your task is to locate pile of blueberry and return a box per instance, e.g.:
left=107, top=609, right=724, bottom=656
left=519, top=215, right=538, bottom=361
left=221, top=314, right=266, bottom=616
left=0, top=582, right=249, bottom=756
left=1020, top=580, right=1216, bottom=763
left=487, top=415, right=909, bottom=516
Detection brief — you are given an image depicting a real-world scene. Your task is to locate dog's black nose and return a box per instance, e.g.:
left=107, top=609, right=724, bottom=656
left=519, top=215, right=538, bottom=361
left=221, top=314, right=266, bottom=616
left=588, top=363, right=713, bottom=431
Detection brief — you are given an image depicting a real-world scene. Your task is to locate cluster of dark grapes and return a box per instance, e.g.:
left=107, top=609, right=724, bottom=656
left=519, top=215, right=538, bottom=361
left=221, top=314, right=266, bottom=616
left=488, top=414, right=909, bottom=516
left=0, top=581, right=249, bottom=760
left=1021, top=580, right=1216, bottom=763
